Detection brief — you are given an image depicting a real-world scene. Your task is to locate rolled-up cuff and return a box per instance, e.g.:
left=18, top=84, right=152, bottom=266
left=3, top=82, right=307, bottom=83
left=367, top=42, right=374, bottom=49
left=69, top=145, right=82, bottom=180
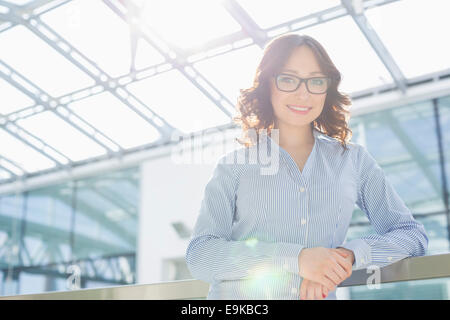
left=272, top=243, right=305, bottom=275
left=338, top=239, right=371, bottom=270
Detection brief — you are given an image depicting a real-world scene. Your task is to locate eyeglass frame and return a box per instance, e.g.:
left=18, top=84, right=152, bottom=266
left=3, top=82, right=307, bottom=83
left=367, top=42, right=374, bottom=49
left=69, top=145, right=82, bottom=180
left=273, top=73, right=331, bottom=94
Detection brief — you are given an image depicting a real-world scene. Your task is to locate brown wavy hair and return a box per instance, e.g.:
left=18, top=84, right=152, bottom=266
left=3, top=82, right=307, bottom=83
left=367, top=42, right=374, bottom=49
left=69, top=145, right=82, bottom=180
left=233, top=33, right=352, bottom=154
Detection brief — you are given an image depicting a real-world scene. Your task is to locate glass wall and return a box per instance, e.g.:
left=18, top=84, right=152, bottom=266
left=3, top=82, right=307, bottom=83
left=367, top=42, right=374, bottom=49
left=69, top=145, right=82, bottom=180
left=0, top=166, right=139, bottom=296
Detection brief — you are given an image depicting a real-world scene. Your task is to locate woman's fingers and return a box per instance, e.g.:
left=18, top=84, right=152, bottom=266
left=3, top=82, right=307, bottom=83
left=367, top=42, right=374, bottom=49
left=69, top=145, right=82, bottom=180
left=320, top=276, right=336, bottom=292
left=314, top=285, right=323, bottom=300
left=300, top=279, right=331, bottom=300
left=322, top=285, right=329, bottom=299
left=306, top=283, right=315, bottom=300
left=300, top=280, right=307, bottom=300
left=332, top=251, right=353, bottom=275
left=325, top=267, right=341, bottom=286
left=331, top=260, right=349, bottom=282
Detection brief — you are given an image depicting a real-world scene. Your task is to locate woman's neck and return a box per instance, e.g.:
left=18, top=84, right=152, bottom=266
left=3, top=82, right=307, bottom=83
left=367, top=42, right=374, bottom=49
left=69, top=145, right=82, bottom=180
left=275, top=121, right=315, bottom=149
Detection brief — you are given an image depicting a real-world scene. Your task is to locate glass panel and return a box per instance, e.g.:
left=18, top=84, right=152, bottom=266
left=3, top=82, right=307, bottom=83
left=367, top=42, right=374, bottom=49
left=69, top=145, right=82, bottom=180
left=24, top=184, right=73, bottom=266
left=18, top=272, right=47, bottom=295
left=366, top=0, right=450, bottom=78
left=438, top=96, right=450, bottom=206
left=0, top=194, right=23, bottom=269
left=0, top=166, right=139, bottom=297
left=40, top=0, right=165, bottom=77
left=350, top=101, right=445, bottom=215
left=0, top=25, right=95, bottom=97
left=238, top=0, right=341, bottom=29
left=126, top=69, right=231, bottom=133
left=17, top=267, right=74, bottom=295
left=66, top=92, right=160, bottom=149
left=193, top=44, right=262, bottom=104
left=73, top=167, right=138, bottom=260
left=417, top=214, right=449, bottom=255
left=345, top=277, right=450, bottom=300
left=296, top=16, right=393, bottom=94
left=134, top=38, right=166, bottom=70
left=139, top=0, right=242, bottom=50
left=0, top=77, right=34, bottom=115
left=16, top=111, right=107, bottom=162
left=0, top=128, right=55, bottom=173
left=0, top=169, right=11, bottom=181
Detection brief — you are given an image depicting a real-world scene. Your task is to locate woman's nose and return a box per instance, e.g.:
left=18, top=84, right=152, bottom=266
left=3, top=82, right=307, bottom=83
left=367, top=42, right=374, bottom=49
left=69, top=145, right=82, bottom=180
left=294, top=81, right=309, bottom=97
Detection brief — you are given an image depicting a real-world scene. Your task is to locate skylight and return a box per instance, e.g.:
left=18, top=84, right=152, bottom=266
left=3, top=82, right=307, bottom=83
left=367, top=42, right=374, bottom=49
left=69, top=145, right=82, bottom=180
left=126, top=69, right=231, bottom=134
left=40, top=0, right=166, bottom=78
left=0, top=25, right=95, bottom=97
left=66, top=92, right=161, bottom=149
left=16, top=111, right=107, bottom=162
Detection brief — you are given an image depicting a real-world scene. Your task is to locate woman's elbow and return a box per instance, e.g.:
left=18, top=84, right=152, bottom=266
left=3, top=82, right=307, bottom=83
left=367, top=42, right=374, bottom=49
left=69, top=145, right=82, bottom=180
left=414, top=226, right=429, bottom=256
left=185, top=240, right=214, bottom=283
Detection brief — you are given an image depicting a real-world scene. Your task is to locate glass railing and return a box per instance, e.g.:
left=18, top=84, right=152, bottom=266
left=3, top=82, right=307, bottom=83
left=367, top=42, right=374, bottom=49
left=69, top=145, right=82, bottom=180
left=1, top=253, right=449, bottom=300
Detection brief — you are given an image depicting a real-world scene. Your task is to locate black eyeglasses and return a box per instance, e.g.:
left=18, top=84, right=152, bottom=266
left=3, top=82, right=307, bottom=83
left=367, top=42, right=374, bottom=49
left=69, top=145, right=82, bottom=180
left=275, top=73, right=330, bottom=94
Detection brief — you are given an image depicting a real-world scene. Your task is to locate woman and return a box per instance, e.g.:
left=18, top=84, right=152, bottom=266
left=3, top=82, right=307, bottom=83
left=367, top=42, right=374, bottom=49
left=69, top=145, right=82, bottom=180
left=185, top=34, right=428, bottom=300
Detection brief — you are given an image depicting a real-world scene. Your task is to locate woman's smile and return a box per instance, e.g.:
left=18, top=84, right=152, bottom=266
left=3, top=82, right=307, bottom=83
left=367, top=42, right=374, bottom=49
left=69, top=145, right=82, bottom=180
left=287, top=104, right=312, bottom=114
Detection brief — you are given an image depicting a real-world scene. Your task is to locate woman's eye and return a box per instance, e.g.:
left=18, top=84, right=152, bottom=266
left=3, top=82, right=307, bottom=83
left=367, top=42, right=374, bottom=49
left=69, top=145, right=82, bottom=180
left=280, top=77, right=295, bottom=83
left=311, top=78, right=325, bottom=85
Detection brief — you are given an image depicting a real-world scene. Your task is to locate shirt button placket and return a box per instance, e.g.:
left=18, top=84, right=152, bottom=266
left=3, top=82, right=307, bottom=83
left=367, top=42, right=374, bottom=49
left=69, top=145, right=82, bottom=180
left=299, top=184, right=309, bottom=244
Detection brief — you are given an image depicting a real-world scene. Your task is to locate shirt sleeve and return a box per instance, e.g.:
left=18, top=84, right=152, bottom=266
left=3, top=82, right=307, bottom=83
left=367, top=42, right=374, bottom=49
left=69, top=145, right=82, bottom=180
left=185, top=155, right=305, bottom=284
left=338, top=144, right=429, bottom=270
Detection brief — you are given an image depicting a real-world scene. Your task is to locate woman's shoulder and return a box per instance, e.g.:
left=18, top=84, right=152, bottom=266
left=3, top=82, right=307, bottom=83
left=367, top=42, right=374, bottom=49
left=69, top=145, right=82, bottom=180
left=317, top=133, right=361, bottom=153
left=214, top=145, right=266, bottom=183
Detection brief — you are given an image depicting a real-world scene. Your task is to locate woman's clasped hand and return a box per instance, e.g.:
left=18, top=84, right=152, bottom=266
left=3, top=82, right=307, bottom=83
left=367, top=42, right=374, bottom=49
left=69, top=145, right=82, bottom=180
left=298, top=247, right=354, bottom=300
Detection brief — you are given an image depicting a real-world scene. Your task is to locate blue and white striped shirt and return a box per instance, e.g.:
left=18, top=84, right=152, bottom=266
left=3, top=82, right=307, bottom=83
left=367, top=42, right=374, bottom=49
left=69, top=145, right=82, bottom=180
left=185, top=128, right=428, bottom=300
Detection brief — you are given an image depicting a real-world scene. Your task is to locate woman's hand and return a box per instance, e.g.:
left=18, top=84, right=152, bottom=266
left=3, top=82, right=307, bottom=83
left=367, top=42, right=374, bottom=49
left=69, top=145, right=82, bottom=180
left=298, top=247, right=353, bottom=292
left=335, top=247, right=355, bottom=266
left=299, top=278, right=334, bottom=300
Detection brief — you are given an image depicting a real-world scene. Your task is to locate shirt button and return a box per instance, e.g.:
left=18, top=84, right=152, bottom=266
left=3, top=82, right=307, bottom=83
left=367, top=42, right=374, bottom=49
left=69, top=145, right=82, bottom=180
left=361, top=258, right=365, bottom=264
left=301, top=218, right=307, bottom=225
left=291, top=287, right=298, bottom=294
left=387, top=257, right=392, bottom=261
left=299, top=187, right=305, bottom=192
left=283, top=263, right=289, bottom=270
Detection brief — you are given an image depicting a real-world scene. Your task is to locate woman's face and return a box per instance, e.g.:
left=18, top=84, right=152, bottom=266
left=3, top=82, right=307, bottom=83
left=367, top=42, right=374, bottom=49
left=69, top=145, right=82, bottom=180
left=270, top=45, right=327, bottom=129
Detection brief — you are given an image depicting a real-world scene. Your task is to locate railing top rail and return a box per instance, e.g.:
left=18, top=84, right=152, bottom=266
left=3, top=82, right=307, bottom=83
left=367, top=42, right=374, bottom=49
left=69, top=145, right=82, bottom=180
left=1, top=253, right=449, bottom=300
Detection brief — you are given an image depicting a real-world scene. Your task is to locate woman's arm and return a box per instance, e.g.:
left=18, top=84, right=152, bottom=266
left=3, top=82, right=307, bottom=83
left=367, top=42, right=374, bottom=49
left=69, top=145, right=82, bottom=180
left=185, top=155, right=305, bottom=284
left=339, top=144, right=429, bottom=270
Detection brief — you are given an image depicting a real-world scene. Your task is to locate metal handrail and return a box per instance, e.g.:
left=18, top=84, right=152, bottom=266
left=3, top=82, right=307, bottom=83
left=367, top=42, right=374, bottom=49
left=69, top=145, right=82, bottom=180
left=1, top=253, right=449, bottom=300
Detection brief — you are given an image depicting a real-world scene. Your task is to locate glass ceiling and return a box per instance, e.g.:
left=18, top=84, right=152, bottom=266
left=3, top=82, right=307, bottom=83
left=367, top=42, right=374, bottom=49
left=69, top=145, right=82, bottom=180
left=1, top=0, right=449, bottom=184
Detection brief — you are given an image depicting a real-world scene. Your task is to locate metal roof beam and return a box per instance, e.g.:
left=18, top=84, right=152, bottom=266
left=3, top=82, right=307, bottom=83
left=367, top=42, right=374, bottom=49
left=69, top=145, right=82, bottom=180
left=0, top=0, right=73, bottom=34
left=222, top=0, right=267, bottom=48
left=341, top=0, right=407, bottom=93
left=0, top=154, right=25, bottom=177
left=0, top=60, right=116, bottom=164
left=2, top=8, right=175, bottom=141
left=105, top=0, right=236, bottom=118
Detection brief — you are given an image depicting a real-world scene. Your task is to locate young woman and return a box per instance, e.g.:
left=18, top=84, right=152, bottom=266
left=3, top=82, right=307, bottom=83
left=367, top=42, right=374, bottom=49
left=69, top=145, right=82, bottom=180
left=185, top=34, right=428, bottom=300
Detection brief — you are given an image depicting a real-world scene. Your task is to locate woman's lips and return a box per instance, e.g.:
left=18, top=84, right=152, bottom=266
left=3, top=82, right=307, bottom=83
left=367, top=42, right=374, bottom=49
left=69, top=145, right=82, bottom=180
left=287, top=105, right=311, bottom=115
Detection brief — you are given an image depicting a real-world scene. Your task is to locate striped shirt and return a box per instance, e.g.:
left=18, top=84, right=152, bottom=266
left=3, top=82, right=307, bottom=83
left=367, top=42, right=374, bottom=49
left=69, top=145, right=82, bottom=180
left=185, top=128, right=428, bottom=300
